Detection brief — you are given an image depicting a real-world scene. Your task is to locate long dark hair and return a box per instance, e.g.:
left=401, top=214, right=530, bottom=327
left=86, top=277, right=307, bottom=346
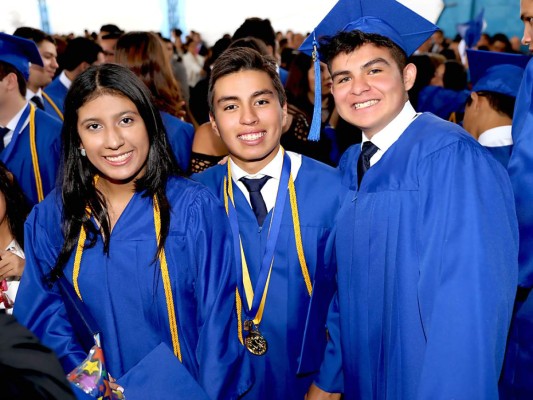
left=0, top=161, right=31, bottom=248
left=50, top=63, right=178, bottom=282
left=114, top=31, right=185, bottom=118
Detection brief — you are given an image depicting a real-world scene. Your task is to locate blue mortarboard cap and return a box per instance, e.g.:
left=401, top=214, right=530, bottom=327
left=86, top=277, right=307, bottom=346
left=467, top=49, right=530, bottom=97
left=300, top=0, right=438, bottom=58
left=457, top=9, right=484, bottom=49
left=298, top=0, right=438, bottom=141
left=0, top=32, right=43, bottom=81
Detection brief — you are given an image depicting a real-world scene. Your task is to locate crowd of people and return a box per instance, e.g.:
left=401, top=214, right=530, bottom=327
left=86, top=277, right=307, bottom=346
left=0, top=0, right=533, bottom=398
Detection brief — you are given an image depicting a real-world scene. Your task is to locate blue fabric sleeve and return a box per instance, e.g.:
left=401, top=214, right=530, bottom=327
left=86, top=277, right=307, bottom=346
left=416, top=141, right=518, bottom=399
left=313, top=293, right=344, bottom=393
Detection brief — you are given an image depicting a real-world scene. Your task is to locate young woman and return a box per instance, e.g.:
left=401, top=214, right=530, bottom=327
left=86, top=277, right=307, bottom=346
left=0, top=161, right=30, bottom=313
left=14, top=63, right=250, bottom=399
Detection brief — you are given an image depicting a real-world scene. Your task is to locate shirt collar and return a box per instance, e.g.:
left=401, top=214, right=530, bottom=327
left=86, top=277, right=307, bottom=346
left=230, top=146, right=284, bottom=182
left=361, top=101, right=418, bottom=151
left=25, top=88, right=41, bottom=101
left=478, top=125, right=513, bottom=147
left=59, top=70, right=72, bottom=89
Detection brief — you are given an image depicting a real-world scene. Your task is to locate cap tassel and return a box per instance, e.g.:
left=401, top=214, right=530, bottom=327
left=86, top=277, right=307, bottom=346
left=308, top=37, right=322, bottom=142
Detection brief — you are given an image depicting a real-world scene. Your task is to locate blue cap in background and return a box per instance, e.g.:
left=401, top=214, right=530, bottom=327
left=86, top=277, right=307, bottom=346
left=0, top=32, right=43, bottom=81
left=467, top=49, right=530, bottom=97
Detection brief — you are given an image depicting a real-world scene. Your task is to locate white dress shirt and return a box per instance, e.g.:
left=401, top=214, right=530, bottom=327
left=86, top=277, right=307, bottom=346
left=230, top=147, right=302, bottom=213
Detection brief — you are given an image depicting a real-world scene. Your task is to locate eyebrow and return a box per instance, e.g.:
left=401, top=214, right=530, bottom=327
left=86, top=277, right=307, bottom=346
left=331, top=57, right=391, bottom=80
left=79, top=110, right=138, bottom=125
left=216, top=89, right=275, bottom=105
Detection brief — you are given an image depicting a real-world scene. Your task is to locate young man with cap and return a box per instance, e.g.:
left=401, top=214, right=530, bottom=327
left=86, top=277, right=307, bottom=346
left=193, top=47, right=345, bottom=399
left=0, top=32, right=62, bottom=205
left=463, top=49, right=529, bottom=167
left=12, top=27, right=60, bottom=120
left=498, top=1, right=533, bottom=397
left=300, top=0, right=519, bottom=398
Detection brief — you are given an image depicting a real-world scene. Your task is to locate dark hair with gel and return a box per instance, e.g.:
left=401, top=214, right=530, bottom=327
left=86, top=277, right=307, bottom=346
left=208, top=47, right=286, bottom=114
left=319, top=30, right=408, bottom=74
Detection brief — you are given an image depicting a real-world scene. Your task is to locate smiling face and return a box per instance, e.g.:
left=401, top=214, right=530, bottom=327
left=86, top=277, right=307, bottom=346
left=330, top=43, right=415, bottom=139
left=77, top=93, right=149, bottom=190
left=210, top=69, right=287, bottom=174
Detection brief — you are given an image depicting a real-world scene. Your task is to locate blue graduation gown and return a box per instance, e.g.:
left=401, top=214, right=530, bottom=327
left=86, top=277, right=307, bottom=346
left=160, top=111, right=194, bottom=173
left=486, top=145, right=512, bottom=168
left=44, top=78, right=68, bottom=115
left=0, top=107, right=61, bottom=205
left=500, top=58, right=533, bottom=400
left=14, top=177, right=251, bottom=400
left=335, top=113, right=518, bottom=399
left=193, top=155, right=346, bottom=399
left=417, top=85, right=470, bottom=120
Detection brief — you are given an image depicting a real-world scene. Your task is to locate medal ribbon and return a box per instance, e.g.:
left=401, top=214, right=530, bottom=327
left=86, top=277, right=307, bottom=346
left=42, top=92, right=64, bottom=121
left=72, top=190, right=182, bottom=361
left=4, top=103, right=44, bottom=202
left=224, top=150, right=312, bottom=333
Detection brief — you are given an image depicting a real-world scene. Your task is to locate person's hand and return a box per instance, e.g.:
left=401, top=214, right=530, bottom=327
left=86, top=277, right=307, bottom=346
left=305, top=383, right=342, bottom=400
left=108, top=375, right=125, bottom=395
left=0, top=250, right=25, bottom=280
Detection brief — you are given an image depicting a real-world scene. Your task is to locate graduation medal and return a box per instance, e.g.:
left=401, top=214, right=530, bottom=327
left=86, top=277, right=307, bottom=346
left=244, top=320, right=268, bottom=356
left=224, top=151, right=312, bottom=356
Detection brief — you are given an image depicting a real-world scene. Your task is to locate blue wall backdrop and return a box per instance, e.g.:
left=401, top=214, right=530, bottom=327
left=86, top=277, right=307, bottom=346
left=437, top=0, right=522, bottom=41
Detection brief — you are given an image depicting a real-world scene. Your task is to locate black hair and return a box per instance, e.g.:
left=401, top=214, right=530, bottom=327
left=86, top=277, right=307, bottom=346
left=232, top=18, right=277, bottom=50
left=490, top=33, right=513, bottom=53
left=208, top=47, right=286, bottom=114
left=0, top=161, right=31, bottom=248
left=13, top=26, right=55, bottom=46
left=319, top=30, right=408, bottom=74
left=0, top=62, right=27, bottom=97
left=49, top=63, right=178, bottom=282
left=61, top=37, right=103, bottom=71
left=466, top=91, right=516, bottom=119
left=99, top=24, right=123, bottom=35
left=442, top=60, right=467, bottom=91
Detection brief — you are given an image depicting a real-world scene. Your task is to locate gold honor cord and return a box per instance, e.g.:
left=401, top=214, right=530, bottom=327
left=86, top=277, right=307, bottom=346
left=28, top=103, right=44, bottom=202
left=72, top=194, right=182, bottom=361
left=42, top=92, right=64, bottom=121
left=224, top=156, right=313, bottom=341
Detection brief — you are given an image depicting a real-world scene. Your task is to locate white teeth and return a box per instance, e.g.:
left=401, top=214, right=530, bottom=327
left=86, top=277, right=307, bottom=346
left=239, top=132, right=265, bottom=141
left=354, top=99, right=378, bottom=109
left=106, top=151, right=132, bottom=162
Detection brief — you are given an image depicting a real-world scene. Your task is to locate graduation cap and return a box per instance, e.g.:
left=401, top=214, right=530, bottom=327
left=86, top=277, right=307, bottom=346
left=457, top=9, right=484, bottom=49
left=299, top=0, right=438, bottom=141
left=0, top=32, right=43, bottom=81
left=467, top=49, right=530, bottom=97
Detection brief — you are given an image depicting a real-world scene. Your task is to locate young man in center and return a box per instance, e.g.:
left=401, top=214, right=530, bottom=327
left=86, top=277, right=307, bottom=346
left=300, top=0, right=519, bottom=398
left=192, top=47, right=345, bottom=399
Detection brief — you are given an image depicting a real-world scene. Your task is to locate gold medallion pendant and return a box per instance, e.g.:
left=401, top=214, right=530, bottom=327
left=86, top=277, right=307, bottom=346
left=244, top=320, right=268, bottom=356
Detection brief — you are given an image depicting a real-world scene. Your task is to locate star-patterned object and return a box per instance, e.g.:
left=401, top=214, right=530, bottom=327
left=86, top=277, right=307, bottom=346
left=67, top=344, right=125, bottom=399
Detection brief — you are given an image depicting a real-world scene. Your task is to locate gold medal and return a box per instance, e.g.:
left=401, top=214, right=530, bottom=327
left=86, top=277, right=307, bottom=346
left=244, top=320, right=268, bottom=356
